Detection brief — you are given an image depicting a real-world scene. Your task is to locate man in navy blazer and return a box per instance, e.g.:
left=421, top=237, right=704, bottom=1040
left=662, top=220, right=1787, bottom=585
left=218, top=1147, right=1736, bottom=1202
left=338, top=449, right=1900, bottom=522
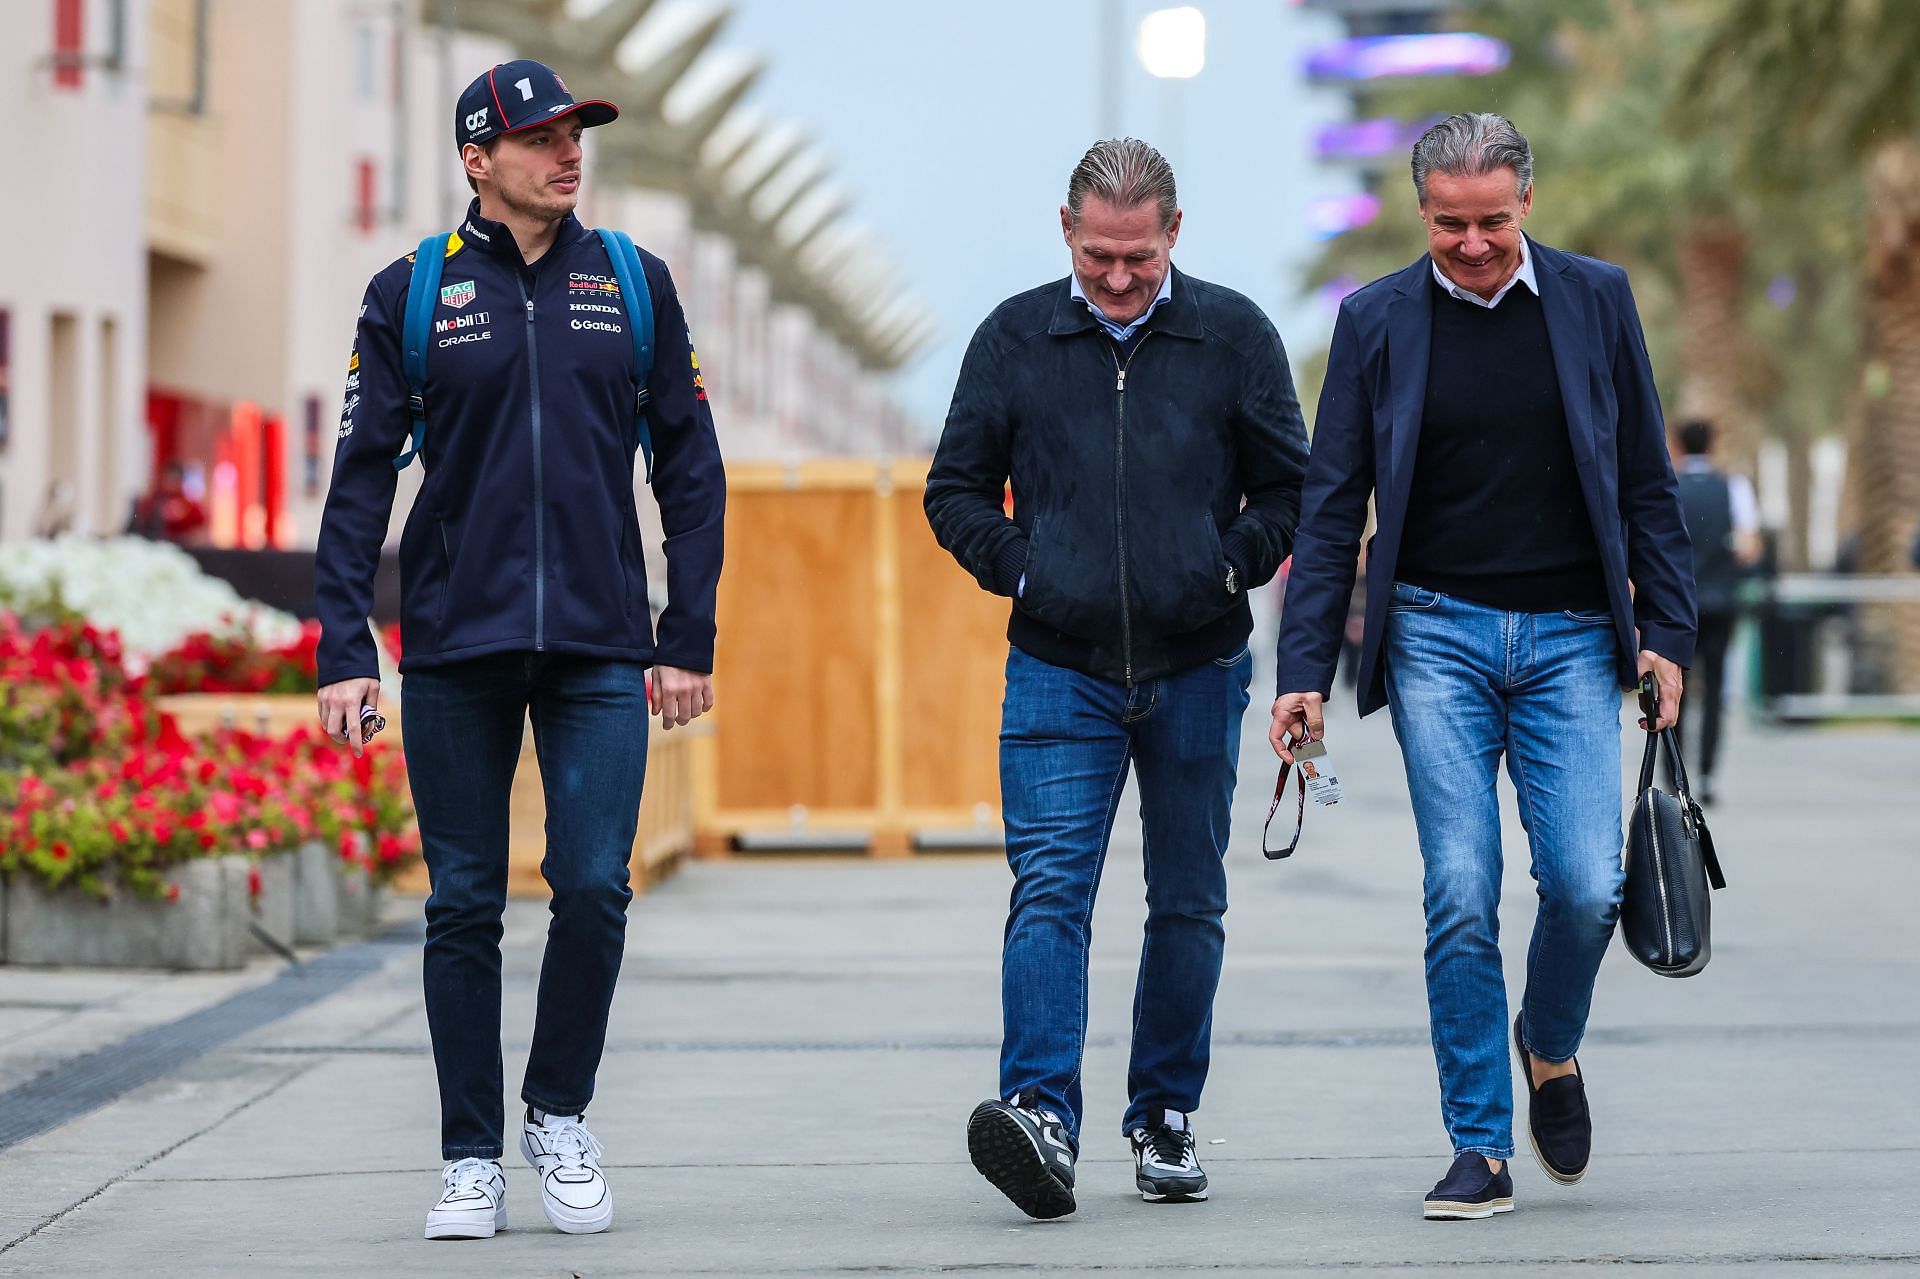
left=1271, top=114, right=1694, bottom=1221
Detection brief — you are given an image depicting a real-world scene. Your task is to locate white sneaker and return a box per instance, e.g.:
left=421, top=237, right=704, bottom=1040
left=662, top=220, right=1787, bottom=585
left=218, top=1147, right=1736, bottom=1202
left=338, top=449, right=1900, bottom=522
left=424, top=1158, right=506, bottom=1240
left=520, top=1108, right=613, bottom=1234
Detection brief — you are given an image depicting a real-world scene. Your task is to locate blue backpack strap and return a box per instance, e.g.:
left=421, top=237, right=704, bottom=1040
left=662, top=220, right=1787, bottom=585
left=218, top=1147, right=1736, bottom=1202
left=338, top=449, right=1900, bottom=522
left=395, top=233, right=450, bottom=470
left=595, top=228, right=656, bottom=482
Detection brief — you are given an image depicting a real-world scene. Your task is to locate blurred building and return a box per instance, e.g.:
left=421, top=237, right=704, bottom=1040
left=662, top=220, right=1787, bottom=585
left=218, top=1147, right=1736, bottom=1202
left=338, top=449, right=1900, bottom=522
left=0, top=0, right=148, bottom=542
left=0, top=0, right=929, bottom=550
left=1298, top=0, right=1504, bottom=299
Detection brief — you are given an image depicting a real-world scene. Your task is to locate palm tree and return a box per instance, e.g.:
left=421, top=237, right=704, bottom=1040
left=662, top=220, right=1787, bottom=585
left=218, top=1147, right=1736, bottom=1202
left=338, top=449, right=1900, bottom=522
left=1310, top=0, right=1776, bottom=459
left=1682, top=0, right=1920, bottom=686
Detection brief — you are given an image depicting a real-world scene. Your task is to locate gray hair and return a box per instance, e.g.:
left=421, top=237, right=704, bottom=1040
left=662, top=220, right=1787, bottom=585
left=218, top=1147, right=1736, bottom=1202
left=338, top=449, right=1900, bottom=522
left=1066, top=138, right=1178, bottom=231
left=1410, top=113, right=1533, bottom=204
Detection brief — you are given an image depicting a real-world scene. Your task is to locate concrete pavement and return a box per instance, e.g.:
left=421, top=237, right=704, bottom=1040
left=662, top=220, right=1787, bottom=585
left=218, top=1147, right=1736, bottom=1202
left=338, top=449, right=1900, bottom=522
left=0, top=697, right=1915, bottom=1275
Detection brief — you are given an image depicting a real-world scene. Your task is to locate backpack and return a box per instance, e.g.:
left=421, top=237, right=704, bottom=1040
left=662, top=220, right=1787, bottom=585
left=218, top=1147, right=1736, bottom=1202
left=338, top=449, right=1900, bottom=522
left=394, top=227, right=656, bottom=481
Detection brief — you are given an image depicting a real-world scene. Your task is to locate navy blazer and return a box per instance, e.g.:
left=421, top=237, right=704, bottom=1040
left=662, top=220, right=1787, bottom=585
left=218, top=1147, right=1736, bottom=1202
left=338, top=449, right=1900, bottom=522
left=1276, top=238, right=1695, bottom=716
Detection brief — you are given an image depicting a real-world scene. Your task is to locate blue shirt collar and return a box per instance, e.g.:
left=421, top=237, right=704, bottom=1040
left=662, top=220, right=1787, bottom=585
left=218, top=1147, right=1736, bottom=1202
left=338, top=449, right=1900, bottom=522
left=1069, top=270, right=1174, bottom=341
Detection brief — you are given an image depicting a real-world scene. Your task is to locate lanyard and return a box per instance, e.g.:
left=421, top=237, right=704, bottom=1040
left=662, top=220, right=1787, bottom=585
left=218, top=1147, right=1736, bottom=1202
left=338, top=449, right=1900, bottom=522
left=1262, top=736, right=1313, bottom=860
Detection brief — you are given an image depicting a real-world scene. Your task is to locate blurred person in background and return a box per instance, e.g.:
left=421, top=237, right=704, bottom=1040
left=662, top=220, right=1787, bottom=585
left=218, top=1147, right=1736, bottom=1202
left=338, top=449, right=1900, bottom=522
left=1672, top=418, right=1761, bottom=804
left=1271, top=113, right=1695, bottom=1221
left=314, top=60, right=724, bottom=1243
left=927, top=138, right=1309, bottom=1219
left=127, top=462, right=208, bottom=543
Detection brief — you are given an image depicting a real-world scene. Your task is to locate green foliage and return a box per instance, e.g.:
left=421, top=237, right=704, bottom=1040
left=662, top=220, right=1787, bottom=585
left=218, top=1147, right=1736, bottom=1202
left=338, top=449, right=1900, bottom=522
left=1679, top=0, right=1920, bottom=184
left=1303, top=0, right=1876, bottom=444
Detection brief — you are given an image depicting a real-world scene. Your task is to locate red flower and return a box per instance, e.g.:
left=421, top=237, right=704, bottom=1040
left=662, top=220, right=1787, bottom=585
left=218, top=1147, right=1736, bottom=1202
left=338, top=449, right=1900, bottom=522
left=51, top=842, right=70, bottom=861
left=247, top=865, right=263, bottom=898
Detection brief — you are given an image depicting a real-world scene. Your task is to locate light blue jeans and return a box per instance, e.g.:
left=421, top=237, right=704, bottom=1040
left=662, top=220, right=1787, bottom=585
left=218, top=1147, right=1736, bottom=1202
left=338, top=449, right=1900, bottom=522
left=1382, top=582, right=1624, bottom=1160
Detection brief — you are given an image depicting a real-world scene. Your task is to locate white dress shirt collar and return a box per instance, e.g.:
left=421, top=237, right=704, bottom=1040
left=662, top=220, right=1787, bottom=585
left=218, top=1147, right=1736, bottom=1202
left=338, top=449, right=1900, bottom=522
left=1431, top=238, right=1537, bottom=309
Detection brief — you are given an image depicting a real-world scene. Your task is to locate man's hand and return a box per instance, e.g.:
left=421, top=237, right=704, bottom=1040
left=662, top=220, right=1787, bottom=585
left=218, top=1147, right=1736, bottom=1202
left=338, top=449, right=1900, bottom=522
left=317, top=678, right=381, bottom=759
left=1269, top=692, right=1325, bottom=763
left=650, top=665, right=714, bottom=732
left=1637, top=650, right=1684, bottom=731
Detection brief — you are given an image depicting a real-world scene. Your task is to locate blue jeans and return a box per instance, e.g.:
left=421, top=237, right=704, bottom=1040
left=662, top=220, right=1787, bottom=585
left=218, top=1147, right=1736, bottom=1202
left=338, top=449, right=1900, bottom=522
left=1382, top=583, right=1624, bottom=1160
left=401, top=653, right=651, bottom=1160
left=997, top=643, right=1252, bottom=1145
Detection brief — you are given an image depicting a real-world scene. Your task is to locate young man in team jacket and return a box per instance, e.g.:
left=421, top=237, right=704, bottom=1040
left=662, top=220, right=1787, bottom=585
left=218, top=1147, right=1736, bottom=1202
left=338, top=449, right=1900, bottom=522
left=314, top=60, right=724, bottom=1241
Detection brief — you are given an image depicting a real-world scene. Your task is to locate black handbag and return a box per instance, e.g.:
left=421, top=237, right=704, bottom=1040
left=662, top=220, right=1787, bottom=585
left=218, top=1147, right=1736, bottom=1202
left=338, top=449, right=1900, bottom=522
left=1621, top=674, right=1726, bottom=977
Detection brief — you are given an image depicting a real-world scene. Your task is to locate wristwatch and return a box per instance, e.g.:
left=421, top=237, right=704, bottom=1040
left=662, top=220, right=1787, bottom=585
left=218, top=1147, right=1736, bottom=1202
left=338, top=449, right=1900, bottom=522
left=1225, top=563, right=1240, bottom=596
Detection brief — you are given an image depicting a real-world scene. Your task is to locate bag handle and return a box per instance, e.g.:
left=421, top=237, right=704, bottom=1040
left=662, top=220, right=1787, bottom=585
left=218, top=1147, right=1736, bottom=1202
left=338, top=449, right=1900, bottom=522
left=1636, top=672, right=1692, bottom=796
left=1635, top=673, right=1727, bottom=890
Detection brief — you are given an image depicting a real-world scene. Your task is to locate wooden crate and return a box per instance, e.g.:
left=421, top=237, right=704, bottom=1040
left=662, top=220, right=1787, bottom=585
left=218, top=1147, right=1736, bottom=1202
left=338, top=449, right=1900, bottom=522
left=694, top=458, right=1008, bottom=855
left=155, top=693, right=698, bottom=897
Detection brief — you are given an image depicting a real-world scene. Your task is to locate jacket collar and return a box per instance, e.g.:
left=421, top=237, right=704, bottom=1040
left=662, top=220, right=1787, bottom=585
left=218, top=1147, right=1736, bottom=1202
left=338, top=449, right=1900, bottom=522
left=1047, top=264, right=1204, bottom=340
left=457, top=197, right=584, bottom=262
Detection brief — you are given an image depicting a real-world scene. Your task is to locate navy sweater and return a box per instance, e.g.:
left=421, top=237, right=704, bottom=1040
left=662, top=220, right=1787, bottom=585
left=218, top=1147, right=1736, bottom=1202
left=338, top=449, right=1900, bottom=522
left=1396, top=277, right=1608, bottom=613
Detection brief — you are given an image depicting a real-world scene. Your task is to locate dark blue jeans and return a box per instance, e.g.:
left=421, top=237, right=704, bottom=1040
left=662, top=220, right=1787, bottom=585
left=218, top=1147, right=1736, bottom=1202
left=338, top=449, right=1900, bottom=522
left=1382, top=583, right=1624, bottom=1160
left=998, top=643, right=1252, bottom=1144
left=402, top=653, right=651, bottom=1160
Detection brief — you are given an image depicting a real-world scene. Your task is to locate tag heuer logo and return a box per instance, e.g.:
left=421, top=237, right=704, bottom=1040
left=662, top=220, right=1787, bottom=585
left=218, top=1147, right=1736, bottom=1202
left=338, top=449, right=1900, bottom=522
left=440, top=280, right=477, bottom=310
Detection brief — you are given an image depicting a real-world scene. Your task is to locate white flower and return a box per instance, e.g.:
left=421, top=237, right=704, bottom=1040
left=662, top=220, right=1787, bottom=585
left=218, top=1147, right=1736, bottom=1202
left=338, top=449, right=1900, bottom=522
left=0, top=536, right=303, bottom=659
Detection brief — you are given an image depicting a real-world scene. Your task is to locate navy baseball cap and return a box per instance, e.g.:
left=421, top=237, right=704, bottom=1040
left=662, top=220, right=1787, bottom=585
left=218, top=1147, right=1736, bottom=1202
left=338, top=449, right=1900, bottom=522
left=455, top=59, right=618, bottom=151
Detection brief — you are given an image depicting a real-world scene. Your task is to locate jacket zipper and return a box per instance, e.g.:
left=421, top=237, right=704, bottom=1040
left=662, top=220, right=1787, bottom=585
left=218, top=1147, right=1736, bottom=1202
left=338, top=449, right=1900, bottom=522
left=1112, top=334, right=1152, bottom=686
left=517, top=274, right=546, bottom=650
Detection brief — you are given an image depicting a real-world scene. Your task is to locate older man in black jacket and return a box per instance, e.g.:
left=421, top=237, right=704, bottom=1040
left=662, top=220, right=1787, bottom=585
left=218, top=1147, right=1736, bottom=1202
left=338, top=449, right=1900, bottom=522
left=926, top=137, right=1309, bottom=1220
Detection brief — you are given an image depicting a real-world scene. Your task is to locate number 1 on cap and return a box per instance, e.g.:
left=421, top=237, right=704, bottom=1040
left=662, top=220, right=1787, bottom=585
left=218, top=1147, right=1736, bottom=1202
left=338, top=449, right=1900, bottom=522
left=515, top=77, right=533, bottom=101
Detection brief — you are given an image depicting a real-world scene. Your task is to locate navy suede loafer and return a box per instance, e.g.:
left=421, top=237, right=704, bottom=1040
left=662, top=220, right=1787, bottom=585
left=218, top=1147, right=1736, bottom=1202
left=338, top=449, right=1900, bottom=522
left=1423, top=1151, right=1514, bottom=1220
left=1515, top=1012, right=1592, bottom=1184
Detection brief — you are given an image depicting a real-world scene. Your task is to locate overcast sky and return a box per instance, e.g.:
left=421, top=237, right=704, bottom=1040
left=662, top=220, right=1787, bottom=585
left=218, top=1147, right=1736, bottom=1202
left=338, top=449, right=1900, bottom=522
left=654, top=0, right=1364, bottom=439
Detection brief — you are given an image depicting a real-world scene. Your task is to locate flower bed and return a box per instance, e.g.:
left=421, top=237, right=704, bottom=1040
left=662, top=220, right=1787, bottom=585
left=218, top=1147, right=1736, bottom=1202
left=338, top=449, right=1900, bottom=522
left=144, top=620, right=323, bottom=696
left=1, top=606, right=419, bottom=967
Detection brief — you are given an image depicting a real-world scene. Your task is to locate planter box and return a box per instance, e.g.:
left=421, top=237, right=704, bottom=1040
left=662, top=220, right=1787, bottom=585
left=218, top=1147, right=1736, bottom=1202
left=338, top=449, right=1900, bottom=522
left=293, top=839, right=340, bottom=945
left=249, top=849, right=297, bottom=957
left=336, top=861, right=375, bottom=938
left=3, top=855, right=252, bottom=970
left=294, top=836, right=398, bottom=943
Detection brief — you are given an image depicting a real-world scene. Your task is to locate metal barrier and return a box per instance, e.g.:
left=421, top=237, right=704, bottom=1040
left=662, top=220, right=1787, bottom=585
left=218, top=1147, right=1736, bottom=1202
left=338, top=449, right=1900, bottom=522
left=1751, top=575, right=1920, bottom=721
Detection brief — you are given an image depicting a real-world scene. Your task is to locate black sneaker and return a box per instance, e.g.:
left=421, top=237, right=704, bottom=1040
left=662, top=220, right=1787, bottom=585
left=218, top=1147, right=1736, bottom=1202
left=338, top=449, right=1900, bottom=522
left=1129, top=1108, right=1208, bottom=1203
left=967, top=1095, right=1077, bottom=1219
left=1515, top=1013, right=1591, bottom=1184
left=1423, top=1152, right=1514, bottom=1221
